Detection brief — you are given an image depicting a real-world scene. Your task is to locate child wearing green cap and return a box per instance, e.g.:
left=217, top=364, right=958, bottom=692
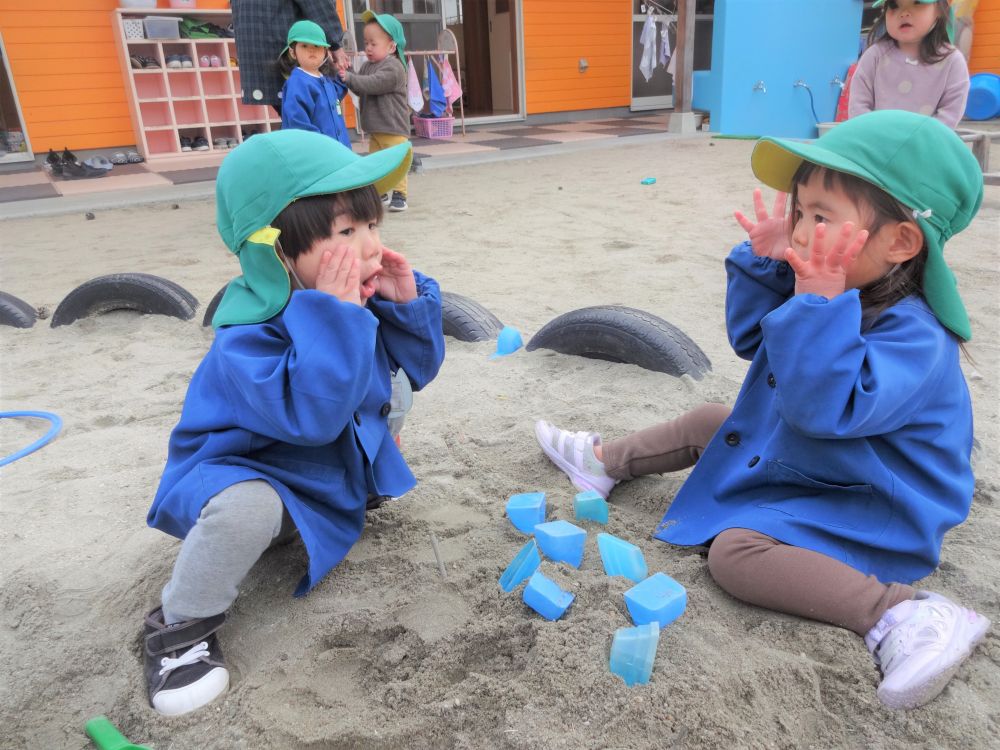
left=278, top=20, right=353, bottom=150
left=340, top=12, right=411, bottom=212
left=535, top=111, right=989, bottom=710
left=849, top=0, right=969, bottom=128
left=141, top=130, right=444, bottom=716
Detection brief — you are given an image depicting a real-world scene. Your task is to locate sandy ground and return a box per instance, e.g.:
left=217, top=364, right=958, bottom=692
left=2, top=136, right=999, bottom=750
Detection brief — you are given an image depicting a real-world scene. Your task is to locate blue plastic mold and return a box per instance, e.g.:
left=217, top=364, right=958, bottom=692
left=490, top=325, right=524, bottom=359
left=966, top=73, right=1000, bottom=121
left=499, top=539, right=542, bottom=593
left=609, top=622, right=660, bottom=686
left=597, top=533, right=648, bottom=582
left=624, top=572, right=687, bottom=627
left=573, top=489, right=609, bottom=524
left=506, top=491, right=546, bottom=534
left=533, top=519, right=587, bottom=568
left=522, top=571, right=575, bottom=621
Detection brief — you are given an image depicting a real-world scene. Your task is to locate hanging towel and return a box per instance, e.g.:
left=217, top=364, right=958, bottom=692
left=660, top=17, right=673, bottom=68
left=666, top=41, right=677, bottom=77
left=639, top=15, right=657, bottom=83
left=426, top=58, right=447, bottom=117
left=440, top=56, right=463, bottom=105
left=407, top=59, right=424, bottom=113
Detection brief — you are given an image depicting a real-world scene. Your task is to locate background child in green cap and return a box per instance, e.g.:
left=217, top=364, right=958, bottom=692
left=141, top=130, right=444, bottom=717
left=278, top=20, right=353, bottom=150
left=849, top=0, right=969, bottom=128
left=535, top=110, right=989, bottom=710
left=340, top=12, right=411, bottom=212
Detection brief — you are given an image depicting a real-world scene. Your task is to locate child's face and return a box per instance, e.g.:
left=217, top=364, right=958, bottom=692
left=363, top=23, right=396, bottom=63
left=885, top=1, right=940, bottom=46
left=289, top=213, right=384, bottom=300
left=791, top=172, right=909, bottom=291
left=291, top=42, right=329, bottom=74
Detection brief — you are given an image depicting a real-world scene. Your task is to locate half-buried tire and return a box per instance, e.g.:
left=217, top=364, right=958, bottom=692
left=0, top=291, right=38, bottom=329
left=202, top=283, right=229, bottom=327
left=526, top=305, right=712, bottom=380
left=441, top=291, right=503, bottom=342
left=51, top=273, right=198, bottom=328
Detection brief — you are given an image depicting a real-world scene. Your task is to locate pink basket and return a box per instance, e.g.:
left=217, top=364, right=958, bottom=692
left=413, top=115, right=454, bottom=140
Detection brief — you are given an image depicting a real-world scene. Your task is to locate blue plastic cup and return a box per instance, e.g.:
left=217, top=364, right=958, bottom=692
left=609, top=622, right=660, bottom=686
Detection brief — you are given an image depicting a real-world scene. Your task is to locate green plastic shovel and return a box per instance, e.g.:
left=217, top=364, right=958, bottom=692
left=85, top=716, right=151, bottom=750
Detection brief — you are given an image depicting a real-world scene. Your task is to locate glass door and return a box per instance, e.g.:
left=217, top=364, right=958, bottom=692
left=0, top=31, right=33, bottom=164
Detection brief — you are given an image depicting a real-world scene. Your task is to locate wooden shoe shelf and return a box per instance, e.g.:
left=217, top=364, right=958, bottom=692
left=112, top=8, right=280, bottom=161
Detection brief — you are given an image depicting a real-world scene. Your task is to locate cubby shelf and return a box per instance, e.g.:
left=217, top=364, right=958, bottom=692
left=112, top=8, right=281, bottom=160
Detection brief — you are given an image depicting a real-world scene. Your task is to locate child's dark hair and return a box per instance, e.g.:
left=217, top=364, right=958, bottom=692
left=271, top=185, right=383, bottom=260
left=867, top=0, right=953, bottom=64
left=276, top=43, right=335, bottom=79
left=789, top=161, right=926, bottom=329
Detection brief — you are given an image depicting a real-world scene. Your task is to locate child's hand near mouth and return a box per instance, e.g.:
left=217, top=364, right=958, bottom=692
left=371, top=247, right=416, bottom=303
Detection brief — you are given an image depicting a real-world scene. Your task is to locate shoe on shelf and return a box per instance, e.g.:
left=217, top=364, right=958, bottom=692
left=388, top=191, right=407, bottom=212
left=866, top=591, right=991, bottom=710
left=213, top=137, right=229, bottom=149
left=179, top=136, right=193, bottom=152
left=130, top=54, right=143, bottom=69
left=144, top=607, right=229, bottom=717
left=226, top=137, right=239, bottom=148
left=229, top=56, right=238, bottom=67
left=199, top=55, right=210, bottom=68
left=180, top=55, right=194, bottom=68
left=140, top=56, right=160, bottom=69
left=210, top=55, right=222, bottom=67
left=192, top=136, right=210, bottom=151
left=534, top=419, right=619, bottom=499
left=165, top=54, right=183, bottom=69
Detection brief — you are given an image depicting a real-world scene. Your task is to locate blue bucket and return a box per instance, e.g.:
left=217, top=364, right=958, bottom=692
left=965, top=73, right=1000, bottom=121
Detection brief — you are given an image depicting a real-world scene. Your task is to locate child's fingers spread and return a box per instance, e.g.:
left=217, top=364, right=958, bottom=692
left=753, top=188, right=768, bottom=221
left=734, top=210, right=755, bottom=233
left=810, top=222, right=827, bottom=260
left=772, top=191, right=787, bottom=218
left=784, top=246, right=806, bottom=273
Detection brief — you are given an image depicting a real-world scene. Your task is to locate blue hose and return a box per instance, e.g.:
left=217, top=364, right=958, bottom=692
left=0, top=411, right=63, bottom=467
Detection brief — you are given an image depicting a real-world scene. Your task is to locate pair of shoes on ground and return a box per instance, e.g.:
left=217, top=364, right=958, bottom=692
left=180, top=136, right=210, bottom=152
left=867, top=591, right=990, bottom=709
left=379, top=190, right=408, bottom=212
left=213, top=137, right=239, bottom=149
left=110, top=150, right=143, bottom=165
left=144, top=607, right=229, bottom=716
left=130, top=55, right=160, bottom=69
left=534, top=419, right=619, bottom=499
left=166, top=54, right=194, bottom=69
left=45, top=147, right=111, bottom=179
left=198, top=54, right=223, bottom=68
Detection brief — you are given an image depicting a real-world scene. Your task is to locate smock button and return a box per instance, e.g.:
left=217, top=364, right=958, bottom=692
left=767, top=373, right=776, bottom=388
left=748, top=456, right=760, bottom=468
left=353, top=411, right=361, bottom=425
left=380, top=402, right=391, bottom=417
left=725, top=432, right=740, bottom=446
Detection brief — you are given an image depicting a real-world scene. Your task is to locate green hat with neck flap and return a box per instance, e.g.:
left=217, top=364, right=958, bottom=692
left=360, top=10, right=407, bottom=64
left=212, top=130, right=411, bottom=328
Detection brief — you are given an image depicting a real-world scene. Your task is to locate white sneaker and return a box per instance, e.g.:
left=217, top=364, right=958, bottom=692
left=866, top=591, right=990, bottom=709
left=534, top=419, right=618, bottom=499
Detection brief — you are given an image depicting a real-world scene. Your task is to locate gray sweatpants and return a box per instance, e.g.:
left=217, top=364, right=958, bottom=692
left=161, top=480, right=295, bottom=623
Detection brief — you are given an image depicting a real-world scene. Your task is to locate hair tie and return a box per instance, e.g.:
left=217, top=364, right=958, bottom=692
left=912, top=208, right=933, bottom=219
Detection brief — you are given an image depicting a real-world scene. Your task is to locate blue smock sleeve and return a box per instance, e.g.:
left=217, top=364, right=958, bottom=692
left=281, top=73, right=320, bottom=134
left=367, top=270, right=445, bottom=391
left=331, top=76, right=349, bottom=101
left=761, top=291, right=953, bottom=439
left=215, top=291, right=377, bottom=445
left=724, top=241, right=796, bottom=360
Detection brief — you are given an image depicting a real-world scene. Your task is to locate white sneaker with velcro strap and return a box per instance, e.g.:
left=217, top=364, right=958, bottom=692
left=534, top=419, right=618, bottom=500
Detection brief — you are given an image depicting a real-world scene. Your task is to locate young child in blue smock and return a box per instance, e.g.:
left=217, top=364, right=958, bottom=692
left=536, top=110, right=990, bottom=710
left=141, top=129, right=444, bottom=717
left=278, top=20, right=353, bottom=149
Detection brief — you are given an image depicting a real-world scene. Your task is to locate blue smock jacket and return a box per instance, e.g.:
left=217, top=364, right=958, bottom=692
left=280, top=67, right=353, bottom=150
left=654, top=242, right=974, bottom=584
left=148, top=272, right=445, bottom=595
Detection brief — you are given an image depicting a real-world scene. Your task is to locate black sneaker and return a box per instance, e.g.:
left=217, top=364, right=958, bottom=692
left=192, top=136, right=210, bottom=151
left=388, top=191, right=407, bottom=212
left=143, top=607, right=229, bottom=716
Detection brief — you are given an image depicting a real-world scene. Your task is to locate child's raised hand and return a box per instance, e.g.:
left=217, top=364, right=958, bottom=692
left=784, top=221, right=868, bottom=299
left=375, top=247, right=417, bottom=303
left=315, top=246, right=362, bottom=306
left=734, top=188, right=791, bottom=261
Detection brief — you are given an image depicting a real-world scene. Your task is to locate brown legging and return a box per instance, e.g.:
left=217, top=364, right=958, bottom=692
left=601, top=403, right=914, bottom=635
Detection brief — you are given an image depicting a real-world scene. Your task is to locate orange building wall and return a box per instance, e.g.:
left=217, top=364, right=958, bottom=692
left=522, top=0, right=632, bottom=114
left=969, top=0, right=1000, bottom=74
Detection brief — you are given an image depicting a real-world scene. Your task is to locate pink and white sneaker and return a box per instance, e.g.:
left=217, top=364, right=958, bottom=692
left=866, top=591, right=990, bottom=709
left=534, top=419, right=618, bottom=500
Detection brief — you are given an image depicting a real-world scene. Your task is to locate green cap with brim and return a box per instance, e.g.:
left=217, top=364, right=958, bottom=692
left=750, top=110, right=983, bottom=342
left=213, top=129, right=412, bottom=328
left=281, top=19, right=330, bottom=57
left=360, top=10, right=407, bottom=64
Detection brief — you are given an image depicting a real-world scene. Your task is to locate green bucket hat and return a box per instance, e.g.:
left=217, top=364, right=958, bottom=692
left=213, top=129, right=412, bottom=328
left=281, top=20, right=329, bottom=57
left=751, top=110, right=983, bottom=341
left=360, top=10, right=407, bottom=64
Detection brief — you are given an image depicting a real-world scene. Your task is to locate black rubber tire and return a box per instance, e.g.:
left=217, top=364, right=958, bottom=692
left=0, top=291, right=37, bottom=329
left=202, top=283, right=229, bottom=327
left=50, top=273, right=198, bottom=328
left=526, top=305, right=712, bottom=380
left=441, top=291, right=504, bottom=342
